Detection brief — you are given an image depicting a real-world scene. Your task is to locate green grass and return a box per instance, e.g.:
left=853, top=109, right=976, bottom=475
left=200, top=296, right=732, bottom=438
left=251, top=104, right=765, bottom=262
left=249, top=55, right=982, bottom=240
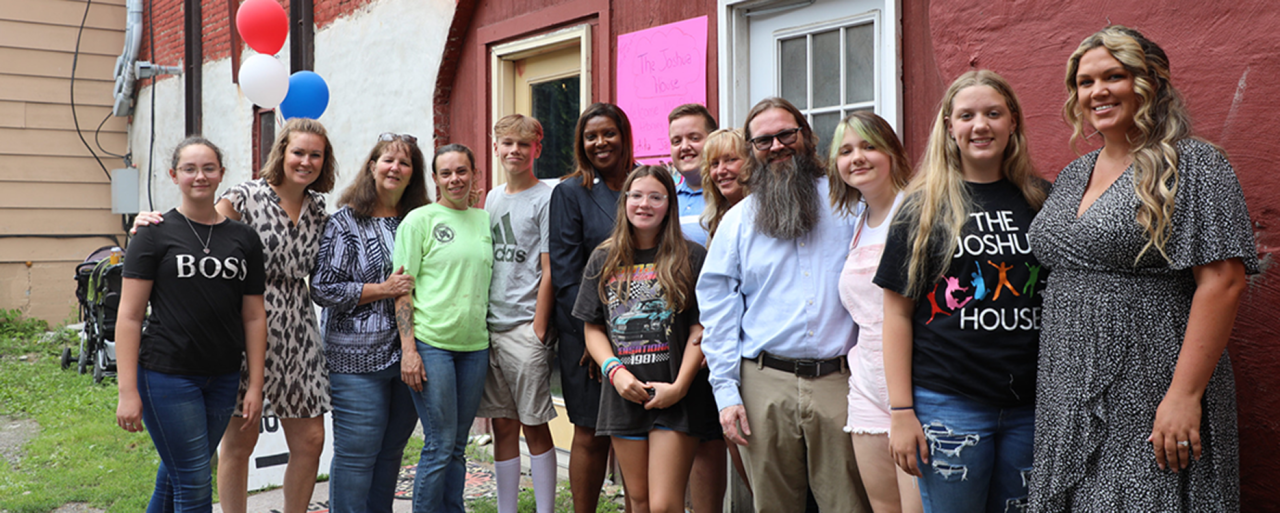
left=0, top=313, right=157, bottom=512
left=0, top=310, right=623, bottom=512
left=464, top=480, right=624, bottom=513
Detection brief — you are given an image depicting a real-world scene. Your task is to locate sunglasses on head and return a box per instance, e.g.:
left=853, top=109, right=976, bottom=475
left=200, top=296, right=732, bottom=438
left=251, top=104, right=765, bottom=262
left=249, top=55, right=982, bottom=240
left=378, top=133, right=418, bottom=145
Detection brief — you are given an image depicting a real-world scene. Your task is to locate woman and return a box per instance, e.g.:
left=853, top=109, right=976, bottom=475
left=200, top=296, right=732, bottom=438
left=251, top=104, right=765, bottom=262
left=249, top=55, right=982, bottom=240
left=311, top=133, right=429, bottom=512
left=699, top=128, right=749, bottom=243
left=217, top=118, right=335, bottom=513
left=875, top=70, right=1048, bottom=513
left=131, top=119, right=337, bottom=513
left=115, top=136, right=267, bottom=512
left=829, top=112, right=920, bottom=513
left=392, top=143, right=493, bottom=513
left=573, top=166, right=717, bottom=513
left=548, top=102, right=635, bottom=513
left=1028, top=26, right=1256, bottom=512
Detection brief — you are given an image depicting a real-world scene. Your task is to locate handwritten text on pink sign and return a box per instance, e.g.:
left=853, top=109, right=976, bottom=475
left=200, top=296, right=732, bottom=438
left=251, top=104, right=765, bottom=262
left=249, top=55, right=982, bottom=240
left=617, top=16, right=708, bottom=158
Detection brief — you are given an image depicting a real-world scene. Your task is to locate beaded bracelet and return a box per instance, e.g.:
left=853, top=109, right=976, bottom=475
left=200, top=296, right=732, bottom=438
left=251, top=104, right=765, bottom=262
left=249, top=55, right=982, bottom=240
left=607, top=364, right=626, bottom=385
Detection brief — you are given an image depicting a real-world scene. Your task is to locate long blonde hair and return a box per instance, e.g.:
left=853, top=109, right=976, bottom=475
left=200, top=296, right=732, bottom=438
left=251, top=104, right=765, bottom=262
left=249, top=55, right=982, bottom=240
left=1064, top=25, right=1199, bottom=264
left=899, top=70, right=1045, bottom=296
left=595, top=166, right=695, bottom=312
left=699, top=129, right=750, bottom=242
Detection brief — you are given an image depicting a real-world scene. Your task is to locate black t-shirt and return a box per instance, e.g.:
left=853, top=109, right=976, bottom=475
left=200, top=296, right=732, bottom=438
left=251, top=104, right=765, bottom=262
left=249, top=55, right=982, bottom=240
left=123, top=209, right=266, bottom=375
left=874, top=180, right=1047, bottom=407
left=572, top=240, right=719, bottom=439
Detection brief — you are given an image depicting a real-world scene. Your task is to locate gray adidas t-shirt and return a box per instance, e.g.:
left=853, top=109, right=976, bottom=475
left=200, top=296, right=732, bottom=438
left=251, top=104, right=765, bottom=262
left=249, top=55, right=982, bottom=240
left=485, top=181, right=553, bottom=332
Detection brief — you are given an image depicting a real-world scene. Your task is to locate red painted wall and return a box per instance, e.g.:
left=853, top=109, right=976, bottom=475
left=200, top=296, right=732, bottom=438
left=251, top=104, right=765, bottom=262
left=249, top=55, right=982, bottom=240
left=439, top=0, right=721, bottom=193
left=902, top=1, right=1280, bottom=508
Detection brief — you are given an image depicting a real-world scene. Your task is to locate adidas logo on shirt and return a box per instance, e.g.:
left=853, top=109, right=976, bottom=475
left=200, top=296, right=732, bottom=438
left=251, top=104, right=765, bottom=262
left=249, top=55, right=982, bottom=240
left=491, top=213, right=528, bottom=263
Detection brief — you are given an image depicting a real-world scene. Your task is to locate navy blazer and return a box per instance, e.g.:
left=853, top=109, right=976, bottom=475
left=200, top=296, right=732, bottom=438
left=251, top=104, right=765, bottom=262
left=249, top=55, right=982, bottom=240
left=549, top=175, right=622, bottom=339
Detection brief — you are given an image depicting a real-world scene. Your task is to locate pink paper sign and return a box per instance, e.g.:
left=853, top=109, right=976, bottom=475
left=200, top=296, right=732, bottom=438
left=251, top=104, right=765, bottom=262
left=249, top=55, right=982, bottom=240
left=617, top=16, right=708, bottom=158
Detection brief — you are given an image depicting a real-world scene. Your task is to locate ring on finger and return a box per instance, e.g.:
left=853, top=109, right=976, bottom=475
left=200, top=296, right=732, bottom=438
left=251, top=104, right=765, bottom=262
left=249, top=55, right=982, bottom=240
left=1176, top=440, right=1190, bottom=447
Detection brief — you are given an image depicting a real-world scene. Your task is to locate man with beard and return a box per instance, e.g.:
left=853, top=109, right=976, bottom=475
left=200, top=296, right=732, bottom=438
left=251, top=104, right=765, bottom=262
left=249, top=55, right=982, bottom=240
left=697, top=97, right=871, bottom=512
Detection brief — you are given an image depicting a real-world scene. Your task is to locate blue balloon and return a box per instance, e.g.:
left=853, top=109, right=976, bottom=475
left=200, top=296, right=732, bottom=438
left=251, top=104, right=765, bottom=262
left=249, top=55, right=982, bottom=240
left=279, top=71, right=329, bottom=120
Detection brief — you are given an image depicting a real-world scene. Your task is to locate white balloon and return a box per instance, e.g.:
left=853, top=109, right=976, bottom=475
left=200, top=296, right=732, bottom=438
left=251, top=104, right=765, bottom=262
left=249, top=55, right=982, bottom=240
left=239, top=54, right=289, bottom=108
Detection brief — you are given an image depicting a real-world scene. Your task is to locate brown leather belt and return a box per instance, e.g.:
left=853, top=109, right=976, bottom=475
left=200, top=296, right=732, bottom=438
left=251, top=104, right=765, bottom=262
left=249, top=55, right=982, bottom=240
left=747, top=352, right=845, bottom=378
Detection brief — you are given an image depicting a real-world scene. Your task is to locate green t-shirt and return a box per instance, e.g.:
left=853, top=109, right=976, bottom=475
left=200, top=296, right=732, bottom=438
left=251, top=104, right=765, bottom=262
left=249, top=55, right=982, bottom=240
left=393, top=203, right=493, bottom=352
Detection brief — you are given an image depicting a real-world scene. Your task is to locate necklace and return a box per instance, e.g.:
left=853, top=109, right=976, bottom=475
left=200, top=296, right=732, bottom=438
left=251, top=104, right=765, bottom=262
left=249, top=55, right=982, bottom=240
left=181, top=211, right=215, bottom=254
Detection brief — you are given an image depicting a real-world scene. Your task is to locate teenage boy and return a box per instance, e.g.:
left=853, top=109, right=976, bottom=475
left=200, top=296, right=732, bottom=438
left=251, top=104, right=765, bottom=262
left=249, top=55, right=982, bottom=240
left=477, top=114, right=558, bottom=513
left=668, top=103, right=718, bottom=245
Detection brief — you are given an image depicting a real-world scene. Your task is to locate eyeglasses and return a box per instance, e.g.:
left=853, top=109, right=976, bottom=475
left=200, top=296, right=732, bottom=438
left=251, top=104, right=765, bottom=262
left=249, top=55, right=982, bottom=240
left=626, top=192, right=668, bottom=205
left=176, top=165, right=221, bottom=175
left=748, top=127, right=801, bottom=151
left=378, top=133, right=418, bottom=144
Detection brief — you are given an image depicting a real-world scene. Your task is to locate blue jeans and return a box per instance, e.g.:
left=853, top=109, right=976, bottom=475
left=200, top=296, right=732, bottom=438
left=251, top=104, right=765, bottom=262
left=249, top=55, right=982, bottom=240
left=913, top=386, right=1034, bottom=513
left=409, top=342, right=489, bottom=513
left=329, top=365, right=419, bottom=513
left=137, top=368, right=239, bottom=513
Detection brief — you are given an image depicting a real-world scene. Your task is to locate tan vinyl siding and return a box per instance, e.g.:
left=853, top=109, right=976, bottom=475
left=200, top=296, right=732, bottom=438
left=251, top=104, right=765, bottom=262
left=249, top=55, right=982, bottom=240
left=0, top=0, right=127, bottom=324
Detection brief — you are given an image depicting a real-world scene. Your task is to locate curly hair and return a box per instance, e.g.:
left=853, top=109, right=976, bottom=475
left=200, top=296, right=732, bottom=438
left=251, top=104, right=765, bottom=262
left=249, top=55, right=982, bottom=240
left=1064, top=25, right=1201, bottom=264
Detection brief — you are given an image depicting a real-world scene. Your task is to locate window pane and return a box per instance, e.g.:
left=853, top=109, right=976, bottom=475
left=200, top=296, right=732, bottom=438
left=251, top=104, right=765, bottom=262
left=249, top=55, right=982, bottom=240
left=812, top=30, right=840, bottom=108
left=813, top=111, right=841, bottom=159
left=845, top=23, right=875, bottom=104
left=780, top=37, right=807, bottom=109
left=532, top=76, right=580, bottom=179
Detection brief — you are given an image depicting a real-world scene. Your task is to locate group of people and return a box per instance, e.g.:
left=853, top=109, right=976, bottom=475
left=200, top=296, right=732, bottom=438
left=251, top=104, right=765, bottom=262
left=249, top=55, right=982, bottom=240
left=113, top=25, right=1255, bottom=513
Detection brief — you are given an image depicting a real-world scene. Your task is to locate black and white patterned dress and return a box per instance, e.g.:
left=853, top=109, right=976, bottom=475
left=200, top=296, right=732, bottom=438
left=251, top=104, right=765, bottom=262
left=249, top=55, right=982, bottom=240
left=1026, top=139, right=1258, bottom=512
left=224, top=179, right=331, bottom=418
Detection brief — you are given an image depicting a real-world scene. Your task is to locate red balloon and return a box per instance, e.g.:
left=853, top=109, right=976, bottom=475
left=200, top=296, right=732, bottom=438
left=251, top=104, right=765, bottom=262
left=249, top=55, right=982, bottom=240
left=236, top=0, right=288, bottom=55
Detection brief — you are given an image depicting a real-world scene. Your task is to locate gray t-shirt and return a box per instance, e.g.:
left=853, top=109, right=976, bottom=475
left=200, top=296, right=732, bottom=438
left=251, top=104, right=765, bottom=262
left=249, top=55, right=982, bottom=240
left=485, top=181, right=553, bottom=332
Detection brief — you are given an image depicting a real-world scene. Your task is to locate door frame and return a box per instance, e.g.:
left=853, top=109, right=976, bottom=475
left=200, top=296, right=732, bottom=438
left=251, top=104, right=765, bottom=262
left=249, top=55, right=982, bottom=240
left=489, top=25, right=593, bottom=184
left=716, top=0, right=902, bottom=131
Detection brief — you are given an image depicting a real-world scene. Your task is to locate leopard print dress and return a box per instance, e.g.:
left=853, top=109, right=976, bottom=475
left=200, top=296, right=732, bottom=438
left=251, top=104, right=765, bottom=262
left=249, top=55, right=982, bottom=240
left=224, top=179, right=330, bottom=418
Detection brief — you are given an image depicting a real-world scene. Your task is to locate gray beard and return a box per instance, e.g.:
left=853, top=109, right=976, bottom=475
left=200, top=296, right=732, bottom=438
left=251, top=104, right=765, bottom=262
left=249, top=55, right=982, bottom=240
left=750, top=155, right=822, bottom=240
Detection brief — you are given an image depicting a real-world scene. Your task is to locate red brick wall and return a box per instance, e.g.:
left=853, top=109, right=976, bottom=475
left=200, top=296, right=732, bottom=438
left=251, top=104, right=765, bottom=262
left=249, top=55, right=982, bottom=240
left=138, top=0, right=374, bottom=88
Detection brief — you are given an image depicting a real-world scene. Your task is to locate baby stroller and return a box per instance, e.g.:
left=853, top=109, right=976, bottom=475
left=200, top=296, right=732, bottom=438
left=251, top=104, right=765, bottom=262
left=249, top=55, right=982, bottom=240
left=60, top=246, right=122, bottom=383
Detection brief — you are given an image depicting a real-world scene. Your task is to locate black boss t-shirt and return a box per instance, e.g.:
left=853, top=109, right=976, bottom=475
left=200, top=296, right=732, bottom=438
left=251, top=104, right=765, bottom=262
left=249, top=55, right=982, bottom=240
left=874, top=180, right=1047, bottom=407
left=123, top=209, right=266, bottom=375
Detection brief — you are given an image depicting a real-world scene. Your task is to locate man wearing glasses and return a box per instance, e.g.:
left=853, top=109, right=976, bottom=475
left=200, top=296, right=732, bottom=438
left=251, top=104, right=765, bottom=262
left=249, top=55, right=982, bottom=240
left=697, top=97, right=871, bottom=512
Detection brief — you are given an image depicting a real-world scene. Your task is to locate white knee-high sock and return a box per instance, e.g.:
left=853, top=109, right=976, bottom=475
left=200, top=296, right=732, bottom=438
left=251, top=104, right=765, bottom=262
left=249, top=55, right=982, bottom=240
left=494, top=457, right=521, bottom=513
left=530, top=449, right=558, bottom=513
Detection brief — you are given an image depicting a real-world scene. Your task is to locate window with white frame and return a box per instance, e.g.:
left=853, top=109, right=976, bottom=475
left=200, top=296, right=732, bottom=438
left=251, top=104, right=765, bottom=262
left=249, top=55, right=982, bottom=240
left=776, top=16, right=876, bottom=155
left=719, top=0, right=900, bottom=150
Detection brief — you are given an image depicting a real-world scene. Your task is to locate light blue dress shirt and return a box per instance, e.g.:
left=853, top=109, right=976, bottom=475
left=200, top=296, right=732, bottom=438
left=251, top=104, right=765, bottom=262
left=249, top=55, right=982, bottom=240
left=696, top=176, right=858, bottom=410
left=675, top=178, right=708, bottom=246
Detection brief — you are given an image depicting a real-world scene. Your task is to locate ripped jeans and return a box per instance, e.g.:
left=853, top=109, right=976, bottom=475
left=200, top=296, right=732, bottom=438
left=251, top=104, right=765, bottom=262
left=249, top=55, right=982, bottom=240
left=913, top=387, right=1034, bottom=513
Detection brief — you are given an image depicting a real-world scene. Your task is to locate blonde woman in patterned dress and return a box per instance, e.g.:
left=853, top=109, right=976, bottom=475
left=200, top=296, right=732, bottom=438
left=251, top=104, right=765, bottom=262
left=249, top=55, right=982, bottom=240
left=216, top=118, right=336, bottom=513
left=132, top=118, right=337, bottom=513
left=1027, top=26, right=1257, bottom=512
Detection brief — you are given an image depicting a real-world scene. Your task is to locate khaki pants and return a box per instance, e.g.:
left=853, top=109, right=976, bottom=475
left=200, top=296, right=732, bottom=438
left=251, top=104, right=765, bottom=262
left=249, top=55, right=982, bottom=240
left=738, top=358, right=871, bottom=513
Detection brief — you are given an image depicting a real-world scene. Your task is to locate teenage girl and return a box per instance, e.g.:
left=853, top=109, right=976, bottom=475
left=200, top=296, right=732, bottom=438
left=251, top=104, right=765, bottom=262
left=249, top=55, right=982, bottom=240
left=116, top=136, right=267, bottom=512
left=828, top=112, right=921, bottom=513
left=573, top=166, right=719, bottom=513
left=876, top=70, right=1049, bottom=513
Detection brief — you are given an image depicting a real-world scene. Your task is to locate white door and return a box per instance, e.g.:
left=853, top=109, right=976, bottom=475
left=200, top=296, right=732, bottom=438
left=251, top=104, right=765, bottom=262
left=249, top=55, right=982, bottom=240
left=721, top=0, right=900, bottom=152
